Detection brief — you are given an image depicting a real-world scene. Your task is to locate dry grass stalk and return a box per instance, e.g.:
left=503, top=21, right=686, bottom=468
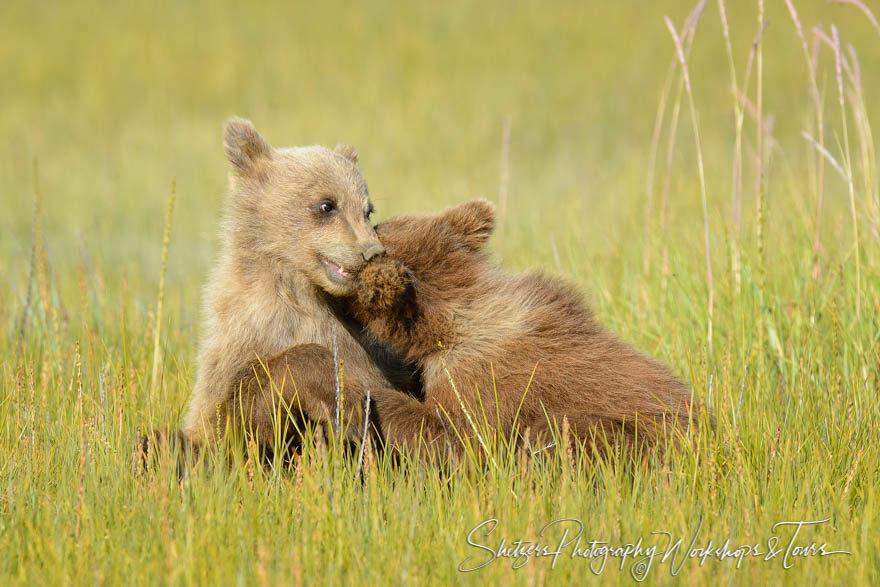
left=332, top=325, right=341, bottom=436
left=841, top=448, right=864, bottom=503
left=756, top=0, right=766, bottom=274
left=845, top=46, right=880, bottom=247
left=356, top=389, right=371, bottom=478
left=643, top=58, right=677, bottom=277
left=665, top=14, right=715, bottom=357
left=149, top=181, right=176, bottom=401
left=830, top=0, right=880, bottom=37
left=800, top=131, right=847, bottom=180
left=717, top=0, right=744, bottom=230
left=784, top=0, right=828, bottom=282
left=441, top=357, right=497, bottom=469
left=658, top=2, right=706, bottom=292
left=17, top=160, right=40, bottom=342
left=717, top=0, right=746, bottom=340
left=831, top=24, right=861, bottom=321
left=766, top=424, right=781, bottom=486
left=314, top=423, right=326, bottom=457
left=754, top=0, right=767, bottom=378
left=561, top=415, right=574, bottom=472
left=33, top=161, right=59, bottom=355
left=73, top=341, right=87, bottom=539
left=361, top=434, right=373, bottom=483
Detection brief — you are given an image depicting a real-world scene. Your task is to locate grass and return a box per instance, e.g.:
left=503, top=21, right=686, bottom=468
left=2, top=0, right=879, bottom=583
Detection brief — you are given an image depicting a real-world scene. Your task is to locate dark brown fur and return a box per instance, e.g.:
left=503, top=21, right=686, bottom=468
left=347, top=199, right=707, bottom=455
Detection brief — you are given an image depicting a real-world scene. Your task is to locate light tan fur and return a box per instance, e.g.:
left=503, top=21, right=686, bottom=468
left=182, top=118, right=410, bottom=447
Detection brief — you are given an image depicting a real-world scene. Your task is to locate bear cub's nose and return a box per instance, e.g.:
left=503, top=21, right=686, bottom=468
left=361, top=242, right=386, bottom=263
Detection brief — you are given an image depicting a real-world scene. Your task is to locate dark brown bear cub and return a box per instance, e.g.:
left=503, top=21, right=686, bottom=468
left=350, top=199, right=705, bottom=455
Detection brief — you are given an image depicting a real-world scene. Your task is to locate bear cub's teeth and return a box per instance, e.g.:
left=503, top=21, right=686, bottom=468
left=322, top=257, right=353, bottom=281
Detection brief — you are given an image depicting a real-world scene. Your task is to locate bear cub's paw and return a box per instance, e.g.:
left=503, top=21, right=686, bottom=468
left=357, top=257, right=411, bottom=311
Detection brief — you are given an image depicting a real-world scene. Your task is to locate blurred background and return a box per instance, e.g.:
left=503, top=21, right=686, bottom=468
left=1, top=0, right=877, bottom=344
left=3, top=3, right=880, bottom=582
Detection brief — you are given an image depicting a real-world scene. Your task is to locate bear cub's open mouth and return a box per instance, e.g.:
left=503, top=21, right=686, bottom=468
left=320, top=256, right=355, bottom=282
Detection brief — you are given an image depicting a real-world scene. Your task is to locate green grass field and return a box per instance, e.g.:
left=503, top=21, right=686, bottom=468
left=2, top=0, right=879, bottom=583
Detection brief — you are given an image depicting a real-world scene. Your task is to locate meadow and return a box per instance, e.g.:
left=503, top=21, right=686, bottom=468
left=1, top=0, right=879, bottom=583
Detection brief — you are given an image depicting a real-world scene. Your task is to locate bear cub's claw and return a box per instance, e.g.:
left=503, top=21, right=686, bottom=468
left=357, top=257, right=411, bottom=311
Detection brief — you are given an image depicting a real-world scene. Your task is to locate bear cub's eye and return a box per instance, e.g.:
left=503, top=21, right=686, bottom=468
left=319, top=200, right=336, bottom=215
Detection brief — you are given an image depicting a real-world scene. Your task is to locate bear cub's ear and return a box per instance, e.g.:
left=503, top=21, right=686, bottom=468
left=223, top=117, right=273, bottom=178
left=442, top=199, right=496, bottom=251
left=334, top=143, right=359, bottom=164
